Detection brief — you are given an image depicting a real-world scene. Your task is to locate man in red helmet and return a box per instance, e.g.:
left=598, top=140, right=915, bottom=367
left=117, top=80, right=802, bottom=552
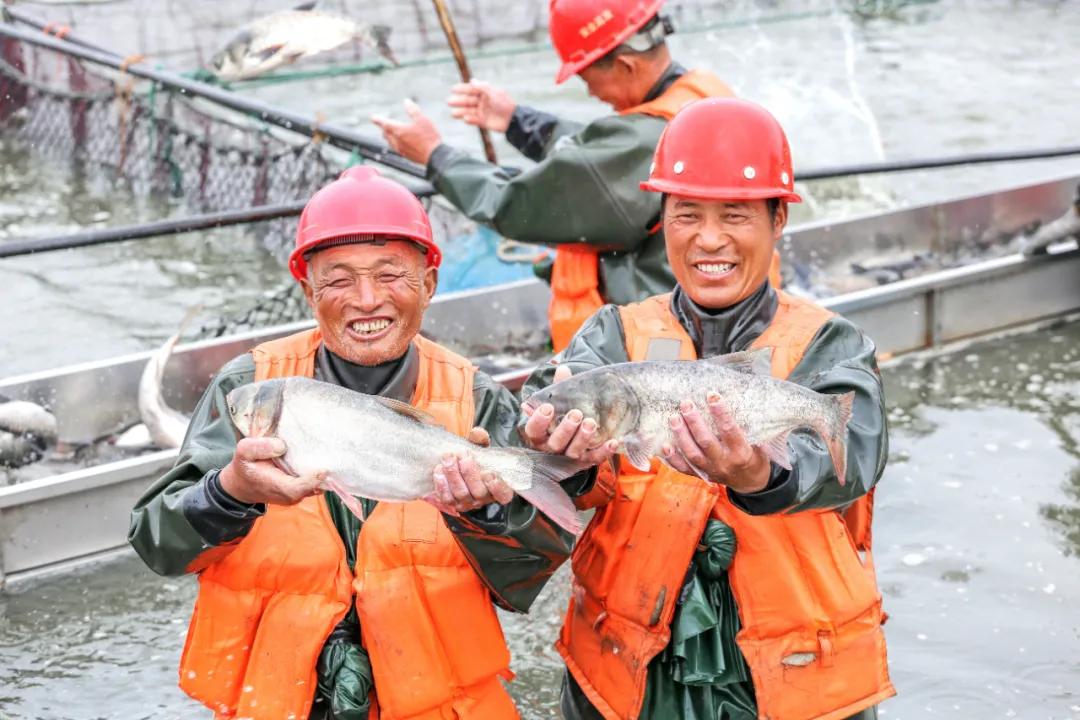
left=520, top=98, right=892, bottom=719
left=129, top=167, right=583, bottom=720
left=373, top=0, right=733, bottom=351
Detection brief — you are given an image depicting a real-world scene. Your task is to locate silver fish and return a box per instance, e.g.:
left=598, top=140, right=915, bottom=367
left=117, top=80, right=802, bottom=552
left=0, top=399, right=58, bottom=468
left=522, top=348, right=854, bottom=483
left=1019, top=192, right=1080, bottom=256
left=209, top=3, right=398, bottom=81
left=226, top=377, right=586, bottom=534
left=128, top=310, right=201, bottom=450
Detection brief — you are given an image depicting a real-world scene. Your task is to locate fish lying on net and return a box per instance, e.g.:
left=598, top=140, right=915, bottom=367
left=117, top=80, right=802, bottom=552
left=209, top=3, right=398, bottom=81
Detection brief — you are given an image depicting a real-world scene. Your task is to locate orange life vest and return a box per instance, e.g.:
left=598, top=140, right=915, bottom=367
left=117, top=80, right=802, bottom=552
left=548, top=69, right=736, bottom=353
left=179, top=329, right=517, bottom=720
left=556, top=292, right=893, bottom=720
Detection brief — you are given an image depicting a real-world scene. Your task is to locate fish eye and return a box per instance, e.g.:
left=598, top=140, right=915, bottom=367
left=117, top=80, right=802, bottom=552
left=227, top=404, right=235, bottom=415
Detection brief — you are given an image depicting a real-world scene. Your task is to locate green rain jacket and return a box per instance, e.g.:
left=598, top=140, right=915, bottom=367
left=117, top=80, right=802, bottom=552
left=128, top=341, right=581, bottom=720
left=522, top=283, right=889, bottom=720
left=426, top=65, right=692, bottom=306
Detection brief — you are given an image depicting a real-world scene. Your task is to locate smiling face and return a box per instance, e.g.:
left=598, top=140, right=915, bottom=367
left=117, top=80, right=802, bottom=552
left=663, top=195, right=787, bottom=309
left=300, top=240, right=437, bottom=365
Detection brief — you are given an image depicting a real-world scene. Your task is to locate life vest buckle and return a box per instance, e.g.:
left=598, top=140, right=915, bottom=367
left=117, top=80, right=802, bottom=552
left=817, top=631, right=836, bottom=668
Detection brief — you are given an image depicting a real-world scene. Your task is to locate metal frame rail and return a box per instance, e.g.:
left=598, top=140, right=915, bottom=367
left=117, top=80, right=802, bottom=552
left=0, top=22, right=435, bottom=193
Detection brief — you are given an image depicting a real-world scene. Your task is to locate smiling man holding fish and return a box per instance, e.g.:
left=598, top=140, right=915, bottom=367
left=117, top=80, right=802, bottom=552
left=520, top=98, right=893, bottom=720
left=128, top=166, right=584, bottom=720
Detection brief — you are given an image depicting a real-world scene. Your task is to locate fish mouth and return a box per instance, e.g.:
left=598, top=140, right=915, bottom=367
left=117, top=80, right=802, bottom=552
left=346, top=316, right=395, bottom=341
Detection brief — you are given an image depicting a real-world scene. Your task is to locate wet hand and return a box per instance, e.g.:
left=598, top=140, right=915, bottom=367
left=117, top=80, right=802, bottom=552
left=521, top=365, right=619, bottom=465
left=432, top=435, right=514, bottom=511
left=446, top=80, right=515, bottom=132
left=662, top=394, right=770, bottom=493
left=219, top=437, right=326, bottom=506
left=371, top=99, right=442, bottom=165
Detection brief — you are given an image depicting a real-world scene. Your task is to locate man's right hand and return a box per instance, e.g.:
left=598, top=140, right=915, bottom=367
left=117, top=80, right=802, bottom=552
left=521, top=365, right=619, bottom=465
left=446, top=80, right=515, bottom=133
left=218, top=437, right=326, bottom=506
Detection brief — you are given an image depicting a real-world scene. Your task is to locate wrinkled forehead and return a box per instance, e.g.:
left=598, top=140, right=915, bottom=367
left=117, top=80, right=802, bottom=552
left=306, top=238, right=426, bottom=274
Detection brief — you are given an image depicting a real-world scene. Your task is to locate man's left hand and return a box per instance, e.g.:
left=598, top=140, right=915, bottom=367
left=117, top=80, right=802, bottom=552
left=431, top=426, right=515, bottom=512
left=372, top=99, right=442, bottom=166
left=662, top=394, right=771, bottom=494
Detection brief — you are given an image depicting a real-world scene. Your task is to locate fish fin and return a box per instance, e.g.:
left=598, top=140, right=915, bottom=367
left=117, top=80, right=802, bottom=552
left=253, top=43, right=287, bottom=63
left=657, top=445, right=709, bottom=481
left=517, top=451, right=588, bottom=535
left=322, top=474, right=367, bottom=522
left=760, top=431, right=793, bottom=471
left=293, top=0, right=318, bottom=10
left=367, top=24, right=398, bottom=66
left=703, top=347, right=773, bottom=375
left=817, top=391, right=855, bottom=486
left=373, top=397, right=438, bottom=425
left=271, top=453, right=299, bottom=478
left=622, top=434, right=655, bottom=472
left=681, top=453, right=710, bottom=482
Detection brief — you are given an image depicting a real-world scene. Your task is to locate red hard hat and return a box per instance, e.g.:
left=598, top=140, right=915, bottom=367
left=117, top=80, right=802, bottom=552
left=640, top=97, right=802, bottom=203
left=288, top=166, right=439, bottom=281
left=549, top=0, right=665, bottom=84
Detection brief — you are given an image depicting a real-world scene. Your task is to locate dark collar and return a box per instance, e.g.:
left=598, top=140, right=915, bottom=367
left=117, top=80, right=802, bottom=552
left=643, top=62, right=686, bottom=103
left=670, top=282, right=778, bottom=358
left=314, top=342, right=419, bottom=402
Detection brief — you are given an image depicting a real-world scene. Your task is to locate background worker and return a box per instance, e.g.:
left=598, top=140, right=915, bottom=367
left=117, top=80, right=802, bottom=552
left=520, top=98, right=893, bottom=720
left=128, top=167, right=581, bottom=720
left=374, top=0, right=733, bottom=350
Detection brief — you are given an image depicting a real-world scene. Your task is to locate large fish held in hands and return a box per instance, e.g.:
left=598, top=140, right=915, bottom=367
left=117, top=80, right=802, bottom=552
left=522, top=348, right=854, bottom=483
left=209, top=2, right=398, bottom=81
left=227, top=377, right=586, bottom=534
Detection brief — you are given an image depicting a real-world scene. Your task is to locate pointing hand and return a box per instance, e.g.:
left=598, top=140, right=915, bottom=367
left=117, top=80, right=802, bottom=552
left=372, top=99, right=443, bottom=165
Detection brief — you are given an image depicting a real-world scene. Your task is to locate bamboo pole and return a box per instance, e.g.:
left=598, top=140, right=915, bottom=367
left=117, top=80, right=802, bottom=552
left=430, top=0, right=498, bottom=164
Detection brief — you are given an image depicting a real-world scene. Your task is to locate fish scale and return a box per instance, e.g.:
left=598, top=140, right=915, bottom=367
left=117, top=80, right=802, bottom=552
left=523, top=348, right=854, bottom=483
left=227, top=377, right=587, bottom=534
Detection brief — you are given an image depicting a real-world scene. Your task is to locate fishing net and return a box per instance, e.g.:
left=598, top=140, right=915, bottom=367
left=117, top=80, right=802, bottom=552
left=0, top=24, right=539, bottom=338
left=1, top=0, right=844, bottom=339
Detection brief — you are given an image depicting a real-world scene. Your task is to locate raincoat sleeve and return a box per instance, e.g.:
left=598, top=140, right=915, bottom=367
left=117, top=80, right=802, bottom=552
left=426, top=113, right=664, bottom=249
left=504, top=104, right=585, bottom=162
left=517, top=306, right=632, bottom=510
left=442, top=370, right=588, bottom=613
left=520, top=304, right=631, bottom=391
left=127, top=354, right=264, bottom=576
left=728, top=316, right=888, bottom=515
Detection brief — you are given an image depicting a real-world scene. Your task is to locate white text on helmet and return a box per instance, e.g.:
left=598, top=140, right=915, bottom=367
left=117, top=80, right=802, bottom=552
left=579, top=9, right=615, bottom=39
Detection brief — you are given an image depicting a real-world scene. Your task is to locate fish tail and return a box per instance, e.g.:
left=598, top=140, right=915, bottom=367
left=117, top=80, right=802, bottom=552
left=819, top=391, right=855, bottom=485
left=366, top=24, right=398, bottom=65
left=515, top=451, right=588, bottom=536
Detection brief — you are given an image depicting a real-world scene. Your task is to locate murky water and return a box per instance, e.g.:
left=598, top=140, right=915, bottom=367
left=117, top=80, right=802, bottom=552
left=2, top=317, right=1078, bottom=718
left=3, top=0, right=1080, bottom=375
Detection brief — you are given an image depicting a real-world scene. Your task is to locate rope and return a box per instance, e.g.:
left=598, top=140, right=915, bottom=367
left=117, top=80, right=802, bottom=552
left=496, top=238, right=548, bottom=264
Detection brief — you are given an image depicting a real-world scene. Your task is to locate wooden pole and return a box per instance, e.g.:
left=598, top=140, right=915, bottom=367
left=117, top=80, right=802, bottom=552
left=431, top=0, right=498, bottom=164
